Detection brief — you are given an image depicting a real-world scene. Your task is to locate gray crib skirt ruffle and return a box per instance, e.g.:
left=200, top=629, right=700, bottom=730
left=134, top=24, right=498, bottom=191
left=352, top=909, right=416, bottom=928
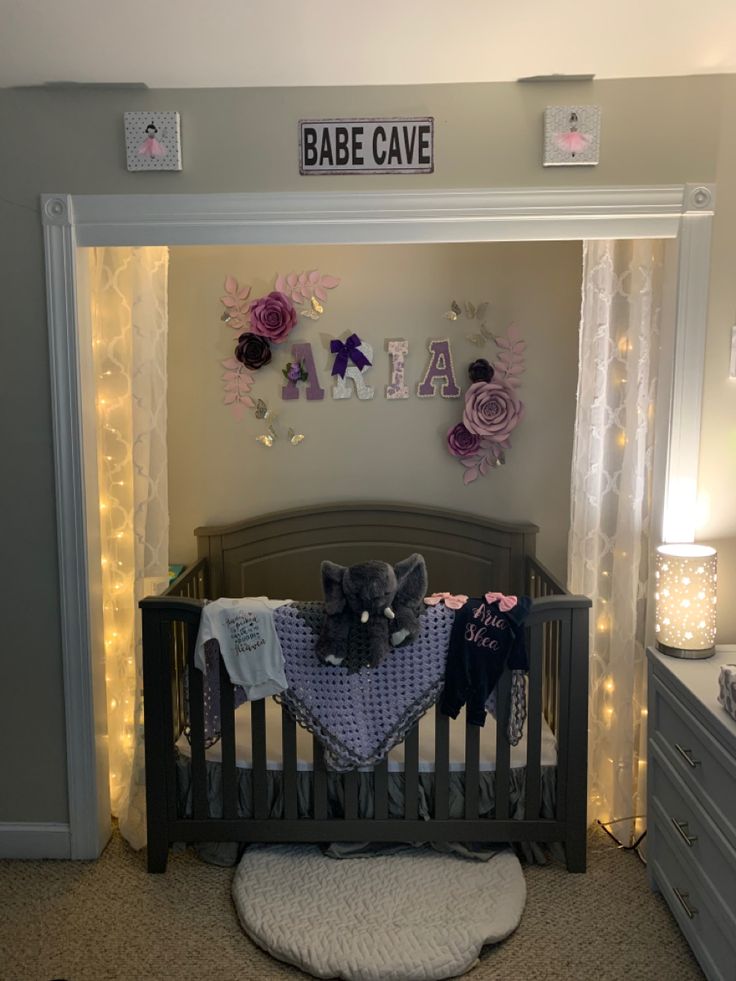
left=174, top=753, right=562, bottom=867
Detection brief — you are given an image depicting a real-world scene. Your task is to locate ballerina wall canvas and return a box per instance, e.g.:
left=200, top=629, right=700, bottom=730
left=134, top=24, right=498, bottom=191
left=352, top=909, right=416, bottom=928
left=124, top=111, right=182, bottom=171
left=543, top=105, right=600, bottom=166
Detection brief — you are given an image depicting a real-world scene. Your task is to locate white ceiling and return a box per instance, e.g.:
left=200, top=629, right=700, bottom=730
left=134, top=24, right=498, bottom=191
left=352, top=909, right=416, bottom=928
left=2, top=0, right=735, bottom=89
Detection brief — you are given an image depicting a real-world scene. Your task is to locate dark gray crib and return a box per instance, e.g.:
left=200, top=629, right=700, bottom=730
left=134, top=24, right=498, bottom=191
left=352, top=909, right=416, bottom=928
left=141, top=503, right=590, bottom=873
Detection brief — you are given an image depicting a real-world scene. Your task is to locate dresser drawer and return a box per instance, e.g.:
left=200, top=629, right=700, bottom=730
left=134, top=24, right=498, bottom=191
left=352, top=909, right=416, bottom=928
left=650, top=745, right=736, bottom=930
left=651, top=675, right=736, bottom=848
left=652, top=827, right=736, bottom=981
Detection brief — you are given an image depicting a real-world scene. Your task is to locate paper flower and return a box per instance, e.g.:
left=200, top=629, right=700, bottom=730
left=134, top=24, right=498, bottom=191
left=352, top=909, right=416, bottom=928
left=468, top=358, right=495, bottom=383
left=248, top=291, right=298, bottom=344
left=446, top=422, right=481, bottom=458
left=219, top=275, right=252, bottom=331
left=282, top=360, right=309, bottom=383
left=463, top=380, right=524, bottom=441
left=234, top=332, right=272, bottom=370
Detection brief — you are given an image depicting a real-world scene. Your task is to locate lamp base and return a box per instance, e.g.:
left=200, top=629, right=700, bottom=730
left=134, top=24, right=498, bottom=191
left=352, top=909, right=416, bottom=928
left=656, top=641, right=716, bottom=660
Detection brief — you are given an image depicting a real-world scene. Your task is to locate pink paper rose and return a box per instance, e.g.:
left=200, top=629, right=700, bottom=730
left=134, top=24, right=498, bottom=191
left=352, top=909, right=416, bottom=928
left=463, top=380, right=524, bottom=441
left=446, top=422, right=481, bottom=458
left=248, top=291, right=298, bottom=344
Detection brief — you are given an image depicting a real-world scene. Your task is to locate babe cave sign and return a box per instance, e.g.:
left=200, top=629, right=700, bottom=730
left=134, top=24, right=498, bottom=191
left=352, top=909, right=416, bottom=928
left=299, top=117, right=434, bottom=175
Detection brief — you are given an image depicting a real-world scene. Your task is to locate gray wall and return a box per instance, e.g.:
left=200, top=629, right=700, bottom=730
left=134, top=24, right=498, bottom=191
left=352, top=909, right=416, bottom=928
left=167, top=241, right=582, bottom=578
left=1, top=75, right=734, bottom=825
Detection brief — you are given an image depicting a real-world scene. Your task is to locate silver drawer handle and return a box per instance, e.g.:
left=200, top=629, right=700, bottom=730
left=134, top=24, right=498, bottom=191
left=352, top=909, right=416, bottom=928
left=674, top=743, right=701, bottom=768
left=671, top=817, right=698, bottom=847
left=673, top=887, right=698, bottom=919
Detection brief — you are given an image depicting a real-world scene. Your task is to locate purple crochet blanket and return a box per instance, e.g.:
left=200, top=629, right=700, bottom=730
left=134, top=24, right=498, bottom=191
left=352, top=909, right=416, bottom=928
left=194, top=601, right=454, bottom=771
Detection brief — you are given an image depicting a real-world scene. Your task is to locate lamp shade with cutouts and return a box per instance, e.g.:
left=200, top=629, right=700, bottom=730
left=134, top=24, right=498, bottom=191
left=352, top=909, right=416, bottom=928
left=655, top=544, right=717, bottom=659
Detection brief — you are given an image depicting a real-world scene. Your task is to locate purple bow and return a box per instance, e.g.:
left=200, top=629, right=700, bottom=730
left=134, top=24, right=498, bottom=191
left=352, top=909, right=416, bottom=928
left=330, top=334, right=372, bottom=378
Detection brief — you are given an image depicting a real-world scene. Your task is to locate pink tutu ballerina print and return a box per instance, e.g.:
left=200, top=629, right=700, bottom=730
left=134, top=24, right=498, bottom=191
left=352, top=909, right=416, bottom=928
left=138, top=122, right=167, bottom=159
left=553, top=111, right=590, bottom=158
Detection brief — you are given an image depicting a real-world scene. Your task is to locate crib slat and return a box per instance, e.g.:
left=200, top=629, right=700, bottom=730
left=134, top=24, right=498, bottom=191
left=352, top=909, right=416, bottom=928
left=343, top=770, right=358, bottom=820
left=434, top=705, right=450, bottom=820
left=525, top=623, right=544, bottom=820
left=187, top=623, right=208, bottom=821
left=495, top=668, right=511, bottom=820
left=555, top=615, right=572, bottom=821
left=464, top=719, right=480, bottom=819
left=313, top=737, right=328, bottom=820
left=251, top=699, right=268, bottom=820
left=404, top=723, right=420, bottom=820
left=218, top=656, right=237, bottom=820
left=281, top=707, right=298, bottom=820
left=374, top=758, right=389, bottom=819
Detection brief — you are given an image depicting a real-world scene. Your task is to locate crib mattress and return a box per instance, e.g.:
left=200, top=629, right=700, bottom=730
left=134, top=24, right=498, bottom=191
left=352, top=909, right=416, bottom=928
left=176, top=697, right=557, bottom=772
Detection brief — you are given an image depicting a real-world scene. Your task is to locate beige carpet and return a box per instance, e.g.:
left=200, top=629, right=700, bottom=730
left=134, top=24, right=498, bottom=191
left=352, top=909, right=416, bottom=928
left=0, top=826, right=703, bottom=981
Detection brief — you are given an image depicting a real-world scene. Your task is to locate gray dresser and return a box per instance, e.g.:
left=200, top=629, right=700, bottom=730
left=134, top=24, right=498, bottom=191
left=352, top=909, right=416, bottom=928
left=647, top=646, right=736, bottom=981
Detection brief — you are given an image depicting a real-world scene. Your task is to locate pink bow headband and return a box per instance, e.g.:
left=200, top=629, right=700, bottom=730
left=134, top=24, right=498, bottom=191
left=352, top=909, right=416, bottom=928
left=424, top=592, right=468, bottom=610
left=484, top=591, right=518, bottom=611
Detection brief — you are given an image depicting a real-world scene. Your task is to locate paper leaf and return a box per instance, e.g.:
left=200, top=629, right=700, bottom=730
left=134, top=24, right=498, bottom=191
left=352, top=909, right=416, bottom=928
left=460, top=456, right=480, bottom=468
left=287, top=272, right=298, bottom=287
left=507, top=324, right=520, bottom=341
left=464, top=301, right=476, bottom=320
left=320, top=275, right=340, bottom=289
left=220, top=295, right=238, bottom=307
left=314, top=285, right=327, bottom=301
left=495, top=336, right=511, bottom=349
left=479, top=457, right=489, bottom=476
left=240, top=395, right=255, bottom=408
left=275, top=274, right=286, bottom=293
left=223, top=392, right=237, bottom=404
left=308, top=269, right=320, bottom=283
left=224, top=275, right=238, bottom=295
left=476, top=302, right=488, bottom=320
left=238, top=286, right=251, bottom=300
left=463, top=467, right=479, bottom=485
left=298, top=272, right=308, bottom=285
left=512, top=341, right=527, bottom=352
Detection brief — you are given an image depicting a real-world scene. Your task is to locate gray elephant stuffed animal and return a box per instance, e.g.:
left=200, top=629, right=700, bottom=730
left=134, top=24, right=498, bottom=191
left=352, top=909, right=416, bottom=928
left=316, top=554, right=428, bottom=672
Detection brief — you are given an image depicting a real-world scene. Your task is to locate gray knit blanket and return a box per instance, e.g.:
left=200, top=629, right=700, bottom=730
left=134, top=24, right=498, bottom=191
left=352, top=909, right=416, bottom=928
left=193, top=601, right=525, bottom=772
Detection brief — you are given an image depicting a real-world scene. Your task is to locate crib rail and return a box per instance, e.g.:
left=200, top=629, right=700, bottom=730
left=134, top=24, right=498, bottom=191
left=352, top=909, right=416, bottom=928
left=140, top=589, right=589, bottom=875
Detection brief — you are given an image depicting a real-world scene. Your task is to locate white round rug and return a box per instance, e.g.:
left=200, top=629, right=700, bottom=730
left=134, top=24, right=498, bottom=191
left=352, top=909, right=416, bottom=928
left=232, top=844, right=526, bottom=981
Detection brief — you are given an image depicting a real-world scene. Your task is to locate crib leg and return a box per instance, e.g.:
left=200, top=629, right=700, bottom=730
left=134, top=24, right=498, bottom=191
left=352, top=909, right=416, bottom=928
left=565, top=829, right=587, bottom=872
left=146, top=834, right=169, bottom=873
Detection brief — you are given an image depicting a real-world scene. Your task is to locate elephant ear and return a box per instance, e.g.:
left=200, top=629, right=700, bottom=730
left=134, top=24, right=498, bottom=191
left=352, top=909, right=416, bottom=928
left=394, top=553, right=428, bottom=609
left=321, top=560, right=347, bottom=615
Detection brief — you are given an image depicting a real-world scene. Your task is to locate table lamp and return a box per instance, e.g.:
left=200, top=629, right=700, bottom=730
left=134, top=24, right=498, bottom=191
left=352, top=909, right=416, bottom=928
left=655, top=544, right=717, bottom=659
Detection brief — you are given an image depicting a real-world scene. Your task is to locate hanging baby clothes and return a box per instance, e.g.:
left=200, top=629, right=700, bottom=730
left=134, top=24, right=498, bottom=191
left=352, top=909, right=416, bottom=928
left=194, top=597, right=291, bottom=700
left=439, top=593, right=531, bottom=727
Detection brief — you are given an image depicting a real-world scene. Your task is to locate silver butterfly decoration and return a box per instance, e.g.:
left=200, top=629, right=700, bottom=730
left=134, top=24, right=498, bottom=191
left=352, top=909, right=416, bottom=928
left=296, top=296, right=324, bottom=321
left=443, top=299, right=494, bottom=346
left=254, top=400, right=305, bottom=447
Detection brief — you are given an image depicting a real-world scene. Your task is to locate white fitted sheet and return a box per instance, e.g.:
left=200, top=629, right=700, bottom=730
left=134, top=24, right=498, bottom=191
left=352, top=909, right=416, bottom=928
left=176, top=698, right=557, bottom=773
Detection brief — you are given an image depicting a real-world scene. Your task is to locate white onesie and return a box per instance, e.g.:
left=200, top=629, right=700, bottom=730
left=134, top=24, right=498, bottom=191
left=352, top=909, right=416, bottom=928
left=194, top=596, right=291, bottom=700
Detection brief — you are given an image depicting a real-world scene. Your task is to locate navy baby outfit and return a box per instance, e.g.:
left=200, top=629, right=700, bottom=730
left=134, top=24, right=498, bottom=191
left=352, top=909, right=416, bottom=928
left=439, top=595, right=531, bottom=726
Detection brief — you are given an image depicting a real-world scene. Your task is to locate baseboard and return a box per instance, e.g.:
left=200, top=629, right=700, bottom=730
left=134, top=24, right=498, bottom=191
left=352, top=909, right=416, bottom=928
left=0, top=822, right=72, bottom=859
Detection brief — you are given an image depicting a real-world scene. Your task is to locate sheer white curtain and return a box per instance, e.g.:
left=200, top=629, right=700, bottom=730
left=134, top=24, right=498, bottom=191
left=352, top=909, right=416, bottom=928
left=90, top=246, right=169, bottom=849
left=568, top=239, right=664, bottom=843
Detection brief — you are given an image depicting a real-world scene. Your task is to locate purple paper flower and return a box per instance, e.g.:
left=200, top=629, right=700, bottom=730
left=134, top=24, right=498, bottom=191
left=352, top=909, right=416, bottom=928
left=468, top=358, right=495, bottom=383
left=282, top=360, right=309, bottom=384
left=234, top=332, right=272, bottom=370
left=248, top=290, right=298, bottom=344
left=463, top=380, right=524, bottom=441
left=447, top=422, right=481, bottom=458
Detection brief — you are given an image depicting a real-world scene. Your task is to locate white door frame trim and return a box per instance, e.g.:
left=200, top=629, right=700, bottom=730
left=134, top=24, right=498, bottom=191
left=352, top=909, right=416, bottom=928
left=41, top=183, right=715, bottom=859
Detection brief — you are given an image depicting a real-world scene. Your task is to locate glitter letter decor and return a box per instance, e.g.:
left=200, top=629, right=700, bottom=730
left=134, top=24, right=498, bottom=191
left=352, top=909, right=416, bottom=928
left=385, top=339, right=409, bottom=399
left=416, top=339, right=460, bottom=398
